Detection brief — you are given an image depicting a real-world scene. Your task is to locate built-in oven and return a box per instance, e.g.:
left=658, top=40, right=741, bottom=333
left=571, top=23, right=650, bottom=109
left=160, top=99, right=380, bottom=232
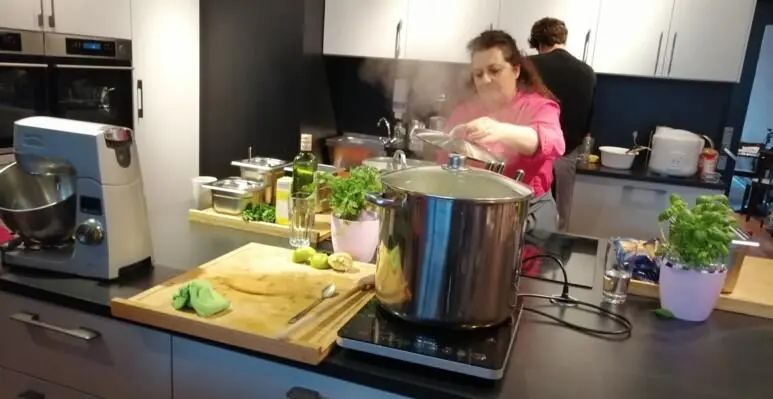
left=0, top=29, right=47, bottom=159
left=45, top=33, right=133, bottom=129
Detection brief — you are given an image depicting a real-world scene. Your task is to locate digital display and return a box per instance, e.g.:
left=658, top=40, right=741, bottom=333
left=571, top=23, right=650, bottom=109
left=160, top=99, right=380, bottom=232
left=82, top=41, right=102, bottom=51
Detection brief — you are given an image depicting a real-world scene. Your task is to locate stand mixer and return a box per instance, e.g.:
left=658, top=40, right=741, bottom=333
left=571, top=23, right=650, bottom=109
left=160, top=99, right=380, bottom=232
left=0, top=116, right=152, bottom=279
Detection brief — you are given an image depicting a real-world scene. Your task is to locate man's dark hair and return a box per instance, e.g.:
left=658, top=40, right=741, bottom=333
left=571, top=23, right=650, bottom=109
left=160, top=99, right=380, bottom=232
left=528, top=18, right=568, bottom=49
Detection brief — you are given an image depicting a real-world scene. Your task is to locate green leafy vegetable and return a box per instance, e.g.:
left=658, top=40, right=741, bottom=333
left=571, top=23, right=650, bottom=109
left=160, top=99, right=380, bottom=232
left=657, top=194, right=735, bottom=270
left=242, top=202, right=276, bottom=223
left=317, top=166, right=382, bottom=221
left=652, top=308, right=675, bottom=319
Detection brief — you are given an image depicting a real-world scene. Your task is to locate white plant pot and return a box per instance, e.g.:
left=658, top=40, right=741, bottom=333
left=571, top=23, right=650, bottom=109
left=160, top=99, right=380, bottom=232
left=658, top=259, right=727, bottom=322
left=331, top=211, right=380, bottom=263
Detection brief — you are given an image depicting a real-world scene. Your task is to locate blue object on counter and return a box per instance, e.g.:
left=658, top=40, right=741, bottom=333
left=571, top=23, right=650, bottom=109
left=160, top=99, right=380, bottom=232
left=611, top=237, right=660, bottom=283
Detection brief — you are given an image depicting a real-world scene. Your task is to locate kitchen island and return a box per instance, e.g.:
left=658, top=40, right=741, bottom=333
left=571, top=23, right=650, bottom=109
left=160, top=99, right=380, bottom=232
left=0, top=202, right=771, bottom=398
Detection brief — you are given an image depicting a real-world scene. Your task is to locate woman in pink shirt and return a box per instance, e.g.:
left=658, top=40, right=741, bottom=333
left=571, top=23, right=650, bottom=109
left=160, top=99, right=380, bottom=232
left=446, top=30, right=565, bottom=232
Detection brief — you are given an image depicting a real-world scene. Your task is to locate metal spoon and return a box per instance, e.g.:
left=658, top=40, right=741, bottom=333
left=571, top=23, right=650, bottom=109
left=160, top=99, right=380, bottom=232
left=288, top=283, right=336, bottom=325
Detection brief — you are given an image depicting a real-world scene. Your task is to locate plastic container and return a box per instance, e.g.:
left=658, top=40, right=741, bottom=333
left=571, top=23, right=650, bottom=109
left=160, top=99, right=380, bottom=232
left=275, top=176, right=292, bottom=225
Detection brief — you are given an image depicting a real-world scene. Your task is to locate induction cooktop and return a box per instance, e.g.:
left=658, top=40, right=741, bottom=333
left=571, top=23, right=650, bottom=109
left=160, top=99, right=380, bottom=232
left=521, top=232, right=603, bottom=289
left=336, top=299, right=522, bottom=380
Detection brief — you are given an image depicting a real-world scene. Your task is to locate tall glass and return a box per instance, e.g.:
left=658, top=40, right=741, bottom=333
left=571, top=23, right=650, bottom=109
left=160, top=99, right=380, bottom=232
left=288, top=193, right=316, bottom=248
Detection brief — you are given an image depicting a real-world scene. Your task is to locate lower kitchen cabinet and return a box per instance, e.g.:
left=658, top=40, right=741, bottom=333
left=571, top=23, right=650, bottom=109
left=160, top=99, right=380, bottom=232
left=0, top=366, right=98, bottom=399
left=0, top=292, right=172, bottom=399
left=172, top=337, right=409, bottom=399
left=567, top=174, right=723, bottom=240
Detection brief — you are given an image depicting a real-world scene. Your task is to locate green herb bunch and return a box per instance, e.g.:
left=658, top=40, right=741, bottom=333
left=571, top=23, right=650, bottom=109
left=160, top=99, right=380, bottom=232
left=242, top=202, right=276, bottom=223
left=657, top=193, right=736, bottom=270
left=318, top=166, right=382, bottom=221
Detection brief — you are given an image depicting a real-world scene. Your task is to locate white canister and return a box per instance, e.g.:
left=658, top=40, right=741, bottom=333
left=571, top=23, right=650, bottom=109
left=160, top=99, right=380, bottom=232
left=191, top=176, right=217, bottom=209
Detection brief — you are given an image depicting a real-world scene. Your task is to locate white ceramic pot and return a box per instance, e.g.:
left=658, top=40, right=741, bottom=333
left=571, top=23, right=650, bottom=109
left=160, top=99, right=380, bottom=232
left=599, top=146, right=636, bottom=170
left=658, top=259, right=727, bottom=322
left=331, top=211, right=380, bottom=262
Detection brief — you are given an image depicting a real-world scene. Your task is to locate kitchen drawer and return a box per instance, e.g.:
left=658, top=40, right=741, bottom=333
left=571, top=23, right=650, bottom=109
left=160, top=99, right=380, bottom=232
left=0, top=366, right=99, bottom=399
left=0, top=292, right=172, bottom=399
left=172, top=337, right=409, bottom=399
left=568, top=175, right=723, bottom=239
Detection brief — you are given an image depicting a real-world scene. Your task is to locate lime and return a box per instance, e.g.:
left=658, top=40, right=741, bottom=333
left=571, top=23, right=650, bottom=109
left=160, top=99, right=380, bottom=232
left=328, top=252, right=354, bottom=272
left=309, top=253, right=330, bottom=270
left=291, top=246, right=317, bottom=263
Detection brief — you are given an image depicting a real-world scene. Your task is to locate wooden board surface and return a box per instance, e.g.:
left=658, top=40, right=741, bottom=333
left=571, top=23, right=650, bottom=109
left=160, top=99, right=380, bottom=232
left=629, top=256, right=773, bottom=320
left=111, top=243, right=374, bottom=365
left=188, top=208, right=331, bottom=244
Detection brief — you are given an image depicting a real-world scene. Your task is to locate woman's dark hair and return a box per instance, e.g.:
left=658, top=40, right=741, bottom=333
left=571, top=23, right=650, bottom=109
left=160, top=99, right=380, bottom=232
left=528, top=18, right=568, bottom=50
left=466, top=30, right=556, bottom=101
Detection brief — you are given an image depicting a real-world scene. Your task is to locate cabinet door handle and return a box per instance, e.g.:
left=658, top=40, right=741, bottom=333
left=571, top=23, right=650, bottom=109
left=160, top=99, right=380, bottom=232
left=667, top=33, right=678, bottom=75
left=37, top=13, right=44, bottom=27
left=489, top=22, right=493, bottom=30
left=48, top=0, right=55, bottom=28
left=18, top=390, right=45, bottom=399
left=654, top=32, right=664, bottom=75
left=0, top=62, right=47, bottom=68
left=137, top=79, right=144, bottom=119
left=582, top=29, right=591, bottom=62
left=394, top=20, right=403, bottom=58
left=286, top=387, right=325, bottom=399
left=10, top=312, right=100, bottom=341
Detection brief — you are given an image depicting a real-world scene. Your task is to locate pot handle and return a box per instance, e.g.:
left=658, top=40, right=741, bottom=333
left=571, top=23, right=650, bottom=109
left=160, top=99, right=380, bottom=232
left=365, top=192, right=405, bottom=208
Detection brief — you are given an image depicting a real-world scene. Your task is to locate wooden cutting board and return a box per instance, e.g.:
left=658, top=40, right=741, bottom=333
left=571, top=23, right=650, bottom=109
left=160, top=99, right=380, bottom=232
left=629, top=256, right=773, bottom=320
left=111, top=243, right=375, bottom=365
left=188, top=208, right=332, bottom=244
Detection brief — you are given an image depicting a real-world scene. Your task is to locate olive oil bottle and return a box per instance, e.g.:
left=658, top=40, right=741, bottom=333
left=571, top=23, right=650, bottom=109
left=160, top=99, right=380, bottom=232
left=291, top=133, right=318, bottom=197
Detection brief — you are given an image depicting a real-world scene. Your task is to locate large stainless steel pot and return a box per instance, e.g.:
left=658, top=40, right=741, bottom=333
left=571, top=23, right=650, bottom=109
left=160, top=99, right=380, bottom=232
left=0, top=162, right=77, bottom=244
left=366, top=154, right=534, bottom=328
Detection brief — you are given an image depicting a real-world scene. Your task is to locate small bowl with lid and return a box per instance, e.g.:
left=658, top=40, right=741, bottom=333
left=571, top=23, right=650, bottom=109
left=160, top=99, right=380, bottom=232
left=203, top=177, right=265, bottom=215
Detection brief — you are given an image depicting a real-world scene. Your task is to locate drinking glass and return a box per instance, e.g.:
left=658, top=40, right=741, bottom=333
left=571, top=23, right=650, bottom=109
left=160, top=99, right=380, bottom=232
left=602, top=261, right=633, bottom=305
left=288, top=193, right=316, bottom=248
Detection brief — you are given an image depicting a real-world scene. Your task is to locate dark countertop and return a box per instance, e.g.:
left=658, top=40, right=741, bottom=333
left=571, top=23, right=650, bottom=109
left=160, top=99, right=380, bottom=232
left=2, top=202, right=772, bottom=398
left=576, top=161, right=726, bottom=190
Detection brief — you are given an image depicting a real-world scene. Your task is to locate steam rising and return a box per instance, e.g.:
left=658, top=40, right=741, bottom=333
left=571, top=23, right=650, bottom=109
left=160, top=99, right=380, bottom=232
left=357, top=59, right=473, bottom=119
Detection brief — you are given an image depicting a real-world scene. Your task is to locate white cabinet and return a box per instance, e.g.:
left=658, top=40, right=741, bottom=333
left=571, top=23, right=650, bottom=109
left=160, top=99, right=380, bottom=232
left=131, top=0, right=199, bottom=215
left=498, top=0, right=601, bottom=62
left=567, top=174, right=723, bottom=240
left=592, top=0, right=675, bottom=78
left=324, top=0, right=409, bottom=58
left=0, top=0, right=44, bottom=31
left=172, top=337, right=410, bottom=399
left=664, top=0, right=756, bottom=82
left=0, top=291, right=172, bottom=399
left=45, top=0, right=132, bottom=39
left=405, top=0, right=500, bottom=63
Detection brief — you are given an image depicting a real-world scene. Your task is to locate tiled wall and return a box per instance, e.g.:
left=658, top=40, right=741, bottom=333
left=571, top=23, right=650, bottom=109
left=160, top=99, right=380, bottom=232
left=324, top=55, right=735, bottom=148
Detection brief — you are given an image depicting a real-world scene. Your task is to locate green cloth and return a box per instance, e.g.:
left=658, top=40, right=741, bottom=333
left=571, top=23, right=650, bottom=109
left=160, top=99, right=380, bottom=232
left=172, top=279, right=230, bottom=317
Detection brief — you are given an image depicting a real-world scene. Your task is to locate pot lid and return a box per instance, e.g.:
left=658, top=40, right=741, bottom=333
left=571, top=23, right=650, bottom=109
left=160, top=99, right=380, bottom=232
left=380, top=154, right=533, bottom=201
left=415, top=128, right=503, bottom=165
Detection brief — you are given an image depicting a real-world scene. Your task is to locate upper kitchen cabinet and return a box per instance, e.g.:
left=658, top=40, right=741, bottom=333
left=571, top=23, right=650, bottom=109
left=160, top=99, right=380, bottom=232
left=0, top=0, right=44, bottom=31
left=591, top=0, right=675, bottom=78
left=404, top=0, right=500, bottom=63
left=663, top=0, right=756, bottom=82
left=44, top=0, right=132, bottom=39
left=498, top=0, right=601, bottom=62
left=324, top=0, right=408, bottom=59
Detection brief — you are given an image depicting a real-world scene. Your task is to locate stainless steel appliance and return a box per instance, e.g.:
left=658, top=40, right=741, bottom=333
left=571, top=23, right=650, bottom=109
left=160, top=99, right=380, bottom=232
left=0, top=29, right=47, bottom=153
left=0, top=29, right=133, bottom=152
left=366, top=154, right=533, bottom=328
left=0, top=116, right=152, bottom=279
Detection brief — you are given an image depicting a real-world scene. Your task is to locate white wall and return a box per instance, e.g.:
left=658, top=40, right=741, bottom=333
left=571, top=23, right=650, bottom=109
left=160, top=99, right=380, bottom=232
left=742, top=25, right=773, bottom=143
left=131, top=0, right=200, bottom=214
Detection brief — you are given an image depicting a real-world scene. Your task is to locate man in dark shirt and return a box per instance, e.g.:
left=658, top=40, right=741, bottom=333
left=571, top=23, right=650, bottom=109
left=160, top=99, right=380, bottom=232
left=529, top=17, right=596, bottom=231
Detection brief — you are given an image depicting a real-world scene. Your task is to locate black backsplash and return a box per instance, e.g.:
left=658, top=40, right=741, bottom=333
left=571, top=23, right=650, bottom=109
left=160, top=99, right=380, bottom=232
left=324, top=56, right=735, bottom=148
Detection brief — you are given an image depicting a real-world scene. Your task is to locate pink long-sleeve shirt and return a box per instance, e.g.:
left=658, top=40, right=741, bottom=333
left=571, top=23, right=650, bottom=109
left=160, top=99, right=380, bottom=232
left=444, top=90, right=565, bottom=197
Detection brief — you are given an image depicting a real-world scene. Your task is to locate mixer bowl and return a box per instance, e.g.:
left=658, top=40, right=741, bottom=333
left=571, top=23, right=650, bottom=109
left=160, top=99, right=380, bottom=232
left=0, top=162, right=77, bottom=244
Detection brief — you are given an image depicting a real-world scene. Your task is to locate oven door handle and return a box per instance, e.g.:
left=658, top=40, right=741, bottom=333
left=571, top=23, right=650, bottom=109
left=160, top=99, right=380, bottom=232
left=53, top=64, right=133, bottom=71
left=0, top=62, right=48, bottom=68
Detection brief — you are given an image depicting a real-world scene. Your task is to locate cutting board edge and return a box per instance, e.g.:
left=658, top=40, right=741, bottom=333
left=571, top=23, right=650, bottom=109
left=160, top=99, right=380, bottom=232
left=110, top=297, right=327, bottom=365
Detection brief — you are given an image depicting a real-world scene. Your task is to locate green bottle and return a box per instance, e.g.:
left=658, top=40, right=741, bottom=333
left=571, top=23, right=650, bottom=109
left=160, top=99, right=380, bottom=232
left=291, top=133, right=318, bottom=197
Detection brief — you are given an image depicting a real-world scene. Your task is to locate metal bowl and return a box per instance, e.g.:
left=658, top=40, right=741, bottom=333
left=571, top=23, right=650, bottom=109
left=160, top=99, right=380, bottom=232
left=0, top=162, right=77, bottom=244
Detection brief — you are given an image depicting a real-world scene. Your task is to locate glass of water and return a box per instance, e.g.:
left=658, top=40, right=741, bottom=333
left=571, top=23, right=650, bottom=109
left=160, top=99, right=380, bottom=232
left=602, top=261, right=633, bottom=304
left=288, top=193, right=316, bottom=248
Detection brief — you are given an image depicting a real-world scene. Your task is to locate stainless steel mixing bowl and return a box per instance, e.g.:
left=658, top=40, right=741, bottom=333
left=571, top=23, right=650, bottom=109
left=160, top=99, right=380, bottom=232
left=0, top=162, right=77, bottom=244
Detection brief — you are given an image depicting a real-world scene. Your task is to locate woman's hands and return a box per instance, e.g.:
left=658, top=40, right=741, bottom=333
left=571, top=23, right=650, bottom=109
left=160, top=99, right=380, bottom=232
left=462, top=117, right=539, bottom=156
